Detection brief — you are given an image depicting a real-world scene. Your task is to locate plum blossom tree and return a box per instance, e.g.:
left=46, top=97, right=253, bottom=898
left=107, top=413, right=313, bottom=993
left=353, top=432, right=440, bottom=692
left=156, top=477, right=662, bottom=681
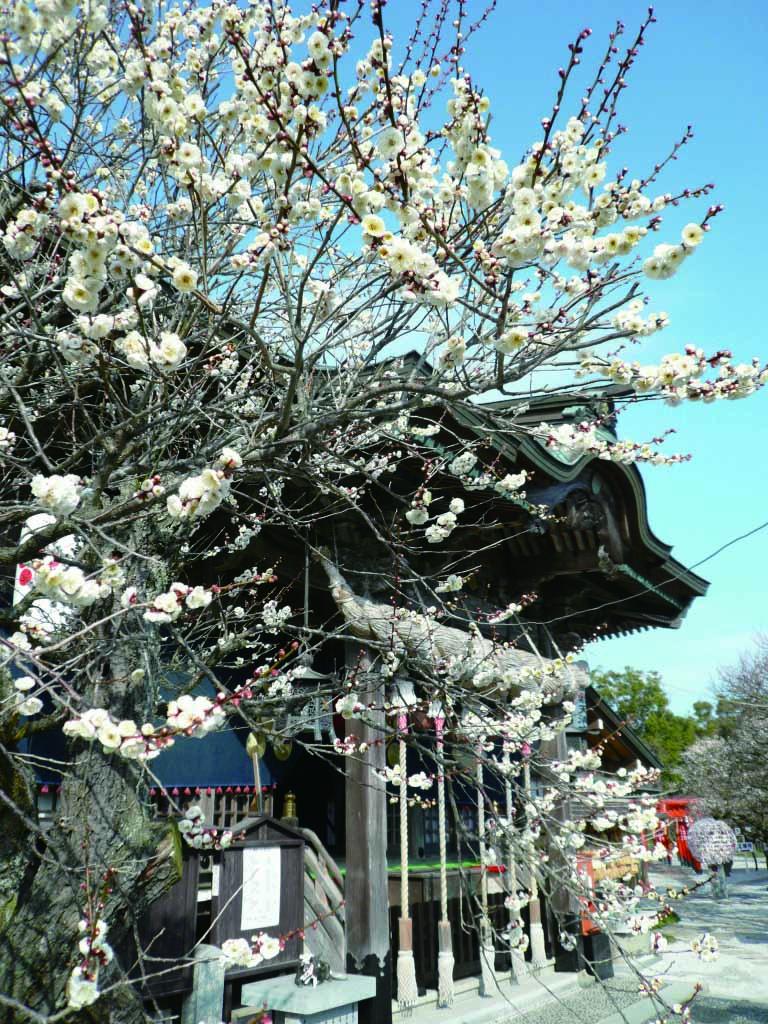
left=681, top=638, right=768, bottom=854
left=0, top=0, right=764, bottom=1019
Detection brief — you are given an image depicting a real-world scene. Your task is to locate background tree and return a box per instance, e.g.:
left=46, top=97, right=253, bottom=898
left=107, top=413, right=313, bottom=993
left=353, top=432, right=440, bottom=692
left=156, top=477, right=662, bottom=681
left=591, top=666, right=700, bottom=784
left=681, top=637, right=768, bottom=854
left=691, top=700, right=718, bottom=737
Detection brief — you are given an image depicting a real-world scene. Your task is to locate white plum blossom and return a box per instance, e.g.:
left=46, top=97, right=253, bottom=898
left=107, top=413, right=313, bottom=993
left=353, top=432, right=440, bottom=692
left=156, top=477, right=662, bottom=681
left=650, top=932, right=668, bottom=953
left=30, top=557, right=109, bottom=609
left=449, top=452, right=477, bottom=477
left=150, top=331, right=187, bottom=372
left=221, top=933, right=281, bottom=968
left=178, top=805, right=233, bottom=850
left=66, top=966, right=100, bottom=1010
left=690, top=933, right=719, bottom=962
left=261, top=601, right=292, bottom=630
left=407, top=772, right=433, bottom=791
left=66, top=917, right=113, bottom=1010
left=0, top=3, right=762, bottom=1007
left=171, top=263, right=198, bottom=293
left=30, top=474, right=83, bottom=518
left=436, top=573, right=464, bottom=593
left=405, top=506, right=429, bottom=525
left=15, top=688, right=43, bottom=716
left=144, top=584, right=187, bottom=623
left=335, top=692, right=364, bottom=720
left=186, top=586, right=213, bottom=610
left=221, top=938, right=255, bottom=968
left=167, top=449, right=242, bottom=520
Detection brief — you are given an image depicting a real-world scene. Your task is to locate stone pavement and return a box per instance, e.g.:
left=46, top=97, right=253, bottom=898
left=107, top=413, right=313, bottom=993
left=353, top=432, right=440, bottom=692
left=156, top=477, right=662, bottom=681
left=645, top=865, right=768, bottom=1000
left=396, top=867, right=768, bottom=1024
left=607, top=864, right=768, bottom=1023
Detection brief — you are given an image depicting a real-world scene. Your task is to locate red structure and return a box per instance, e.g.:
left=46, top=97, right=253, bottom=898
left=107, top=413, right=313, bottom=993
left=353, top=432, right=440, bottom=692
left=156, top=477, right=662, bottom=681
left=657, top=797, right=701, bottom=871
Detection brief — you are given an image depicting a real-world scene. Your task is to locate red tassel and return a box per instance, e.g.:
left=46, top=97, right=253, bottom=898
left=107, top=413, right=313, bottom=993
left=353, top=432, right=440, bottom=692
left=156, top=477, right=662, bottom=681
left=40, top=784, right=49, bottom=794
left=183, top=787, right=192, bottom=796
left=171, top=787, right=180, bottom=796
left=216, top=786, right=223, bottom=795
left=242, top=785, right=250, bottom=794
left=225, top=786, right=233, bottom=794
left=235, top=786, right=242, bottom=794
left=194, top=787, right=201, bottom=796
left=149, top=788, right=157, bottom=796
left=206, top=787, right=213, bottom=796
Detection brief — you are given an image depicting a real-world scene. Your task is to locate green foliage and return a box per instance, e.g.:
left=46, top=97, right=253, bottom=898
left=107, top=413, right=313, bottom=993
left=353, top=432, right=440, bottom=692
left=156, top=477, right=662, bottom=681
left=591, top=666, right=710, bottom=785
left=590, top=667, right=667, bottom=733
left=692, top=701, right=718, bottom=735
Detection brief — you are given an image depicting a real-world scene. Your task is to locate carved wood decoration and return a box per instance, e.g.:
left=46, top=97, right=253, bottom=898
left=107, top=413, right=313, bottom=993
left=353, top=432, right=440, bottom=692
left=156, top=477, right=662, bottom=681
left=317, top=553, right=587, bottom=703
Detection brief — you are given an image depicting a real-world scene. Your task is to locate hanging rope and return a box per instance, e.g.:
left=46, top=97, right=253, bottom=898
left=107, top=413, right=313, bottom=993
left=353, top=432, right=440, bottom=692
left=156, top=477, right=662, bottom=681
left=523, top=760, right=548, bottom=968
left=476, top=751, right=495, bottom=997
left=434, top=713, right=454, bottom=1006
left=397, top=707, right=418, bottom=1012
left=503, top=750, right=526, bottom=981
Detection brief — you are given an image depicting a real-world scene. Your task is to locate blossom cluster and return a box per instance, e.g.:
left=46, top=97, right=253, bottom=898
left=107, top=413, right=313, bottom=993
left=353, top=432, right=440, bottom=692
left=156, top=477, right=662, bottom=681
left=0, top=2, right=751, bottom=1008
left=66, top=917, right=113, bottom=1010
left=539, top=420, right=690, bottom=467
left=690, top=933, right=719, bottom=962
left=377, top=764, right=434, bottom=790
left=335, top=692, right=365, bottom=720
left=139, top=582, right=213, bottom=623
left=11, top=675, right=43, bottom=717
left=166, top=448, right=243, bottom=521
left=178, top=804, right=233, bottom=851
left=30, top=474, right=83, bottom=518
left=579, top=347, right=768, bottom=405
left=62, top=690, right=230, bottom=759
left=221, top=933, right=282, bottom=969
left=25, top=556, right=111, bottom=609
left=406, top=492, right=466, bottom=544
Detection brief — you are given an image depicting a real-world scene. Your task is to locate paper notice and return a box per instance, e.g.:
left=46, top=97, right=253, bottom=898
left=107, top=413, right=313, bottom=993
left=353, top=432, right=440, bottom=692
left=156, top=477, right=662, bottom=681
left=239, top=846, right=281, bottom=931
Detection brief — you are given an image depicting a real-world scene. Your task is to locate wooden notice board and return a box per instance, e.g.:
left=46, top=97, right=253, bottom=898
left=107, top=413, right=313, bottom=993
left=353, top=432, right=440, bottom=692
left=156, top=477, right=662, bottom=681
left=211, top=816, right=305, bottom=983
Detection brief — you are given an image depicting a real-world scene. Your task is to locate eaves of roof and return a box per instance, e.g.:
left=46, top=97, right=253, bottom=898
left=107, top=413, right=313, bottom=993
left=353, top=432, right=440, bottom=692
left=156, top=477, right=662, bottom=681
left=449, top=400, right=709, bottom=602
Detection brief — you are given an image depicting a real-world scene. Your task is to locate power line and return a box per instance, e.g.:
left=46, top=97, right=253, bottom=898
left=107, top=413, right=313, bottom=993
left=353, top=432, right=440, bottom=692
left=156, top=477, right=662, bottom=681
left=688, top=519, right=768, bottom=572
left=538, top=518, right=768, bottom=629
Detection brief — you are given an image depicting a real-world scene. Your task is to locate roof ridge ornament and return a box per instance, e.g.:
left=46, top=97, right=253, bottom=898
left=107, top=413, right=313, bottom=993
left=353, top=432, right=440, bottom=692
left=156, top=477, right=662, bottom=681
left=314, top=549, right=585, bottom=703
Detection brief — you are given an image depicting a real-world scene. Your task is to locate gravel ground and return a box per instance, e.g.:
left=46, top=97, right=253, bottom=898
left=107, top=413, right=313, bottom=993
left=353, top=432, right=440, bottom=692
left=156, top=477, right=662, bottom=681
left=496, top=980, right=640, bottom=1024
left=691, top=998, right=768, bottom=1023
left=496, top=989, right=768, bottom=1024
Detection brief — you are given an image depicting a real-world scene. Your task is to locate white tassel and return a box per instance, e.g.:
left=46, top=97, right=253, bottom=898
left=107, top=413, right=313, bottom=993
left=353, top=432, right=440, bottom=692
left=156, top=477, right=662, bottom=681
left=529, top=920, right=548, bottom=969
left=437, top=919, right=454, bottom=1007
left=479, top=933, right=496, bottom=997
left=437, top=952, right=455, bottom=1007
left=397, top=936, right=419, bottom=1013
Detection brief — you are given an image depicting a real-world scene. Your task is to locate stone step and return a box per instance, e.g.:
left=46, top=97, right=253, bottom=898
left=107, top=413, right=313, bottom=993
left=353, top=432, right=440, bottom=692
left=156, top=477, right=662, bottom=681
left=393, top=968, right=587, bottom=1023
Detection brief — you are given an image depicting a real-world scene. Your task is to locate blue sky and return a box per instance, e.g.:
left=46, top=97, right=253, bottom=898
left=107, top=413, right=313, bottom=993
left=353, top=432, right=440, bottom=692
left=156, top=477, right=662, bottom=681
left=384, top=0, right=768, bottom=712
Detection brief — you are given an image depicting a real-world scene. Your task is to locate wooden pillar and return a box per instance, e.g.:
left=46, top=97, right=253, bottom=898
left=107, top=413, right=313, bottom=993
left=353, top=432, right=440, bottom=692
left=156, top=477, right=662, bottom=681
left=344, top=646, right=392, bottom=1024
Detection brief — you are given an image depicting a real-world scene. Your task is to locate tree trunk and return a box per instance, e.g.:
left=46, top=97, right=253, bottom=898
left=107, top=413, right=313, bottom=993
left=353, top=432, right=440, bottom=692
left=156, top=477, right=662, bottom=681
left=0, top=747, right=179, bottom=1022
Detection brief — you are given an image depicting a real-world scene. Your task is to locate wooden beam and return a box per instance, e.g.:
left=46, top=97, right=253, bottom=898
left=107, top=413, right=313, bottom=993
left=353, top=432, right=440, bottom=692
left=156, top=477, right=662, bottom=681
left=344, top=644, right=392, bottom=1024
